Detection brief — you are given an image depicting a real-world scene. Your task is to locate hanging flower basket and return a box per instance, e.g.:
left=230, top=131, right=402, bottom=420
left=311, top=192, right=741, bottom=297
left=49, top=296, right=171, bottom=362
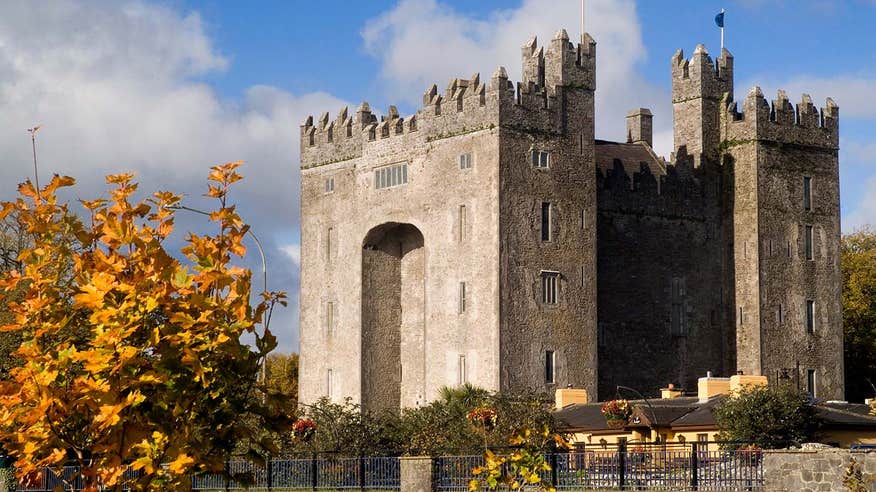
left=601, top=399, right=631, bottom=428
left=292, top=418, right=317, bottom=443
left=467, top=406, right=498, bottom=432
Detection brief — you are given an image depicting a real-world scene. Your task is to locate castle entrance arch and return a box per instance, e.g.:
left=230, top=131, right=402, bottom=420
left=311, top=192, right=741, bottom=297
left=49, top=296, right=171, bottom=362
left=361, top=223, right=425, bottom=413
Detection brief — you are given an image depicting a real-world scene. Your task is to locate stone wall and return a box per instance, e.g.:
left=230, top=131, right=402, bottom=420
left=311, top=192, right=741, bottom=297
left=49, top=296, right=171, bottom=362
left=764, top=449, right=876, bottom=492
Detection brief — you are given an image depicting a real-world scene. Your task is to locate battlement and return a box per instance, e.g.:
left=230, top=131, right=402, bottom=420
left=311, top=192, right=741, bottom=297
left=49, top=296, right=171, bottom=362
left=672, top=44, right=734, bottom=103
left=300, top=29, right=597, bottom=169
left=722, top=87, right=839, bottom=149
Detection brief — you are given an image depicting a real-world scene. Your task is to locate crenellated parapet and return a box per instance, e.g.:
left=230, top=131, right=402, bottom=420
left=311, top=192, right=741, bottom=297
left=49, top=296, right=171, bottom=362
left=672, top=44, right=733, bottom=103
left=300, top=29, right=597, bottom=169
left=721, top=87, right=839, bottom=150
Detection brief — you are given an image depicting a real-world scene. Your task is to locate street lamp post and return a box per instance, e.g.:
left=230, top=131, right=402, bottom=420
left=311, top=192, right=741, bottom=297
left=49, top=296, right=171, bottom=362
left=167, top=204, right=270, bottom=382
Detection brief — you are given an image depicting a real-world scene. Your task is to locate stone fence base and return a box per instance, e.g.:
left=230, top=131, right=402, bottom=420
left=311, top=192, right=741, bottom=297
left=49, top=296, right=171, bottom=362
left=764, top=449, right=876, bottom=491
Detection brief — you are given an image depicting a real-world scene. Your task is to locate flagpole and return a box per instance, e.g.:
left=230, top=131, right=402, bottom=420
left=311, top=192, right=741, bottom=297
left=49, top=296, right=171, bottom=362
left=720, top=8, right=725, bottom=51
left=581, top=0, right=586, bottom=37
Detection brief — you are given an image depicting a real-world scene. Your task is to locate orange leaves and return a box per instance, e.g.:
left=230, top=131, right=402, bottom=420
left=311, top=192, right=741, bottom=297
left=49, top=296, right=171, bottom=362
left=0, top=163, right=289, bottom=491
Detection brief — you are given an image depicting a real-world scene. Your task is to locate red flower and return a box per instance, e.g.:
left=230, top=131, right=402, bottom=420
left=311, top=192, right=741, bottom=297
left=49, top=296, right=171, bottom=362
left=292, top=418, right=317, bottom=442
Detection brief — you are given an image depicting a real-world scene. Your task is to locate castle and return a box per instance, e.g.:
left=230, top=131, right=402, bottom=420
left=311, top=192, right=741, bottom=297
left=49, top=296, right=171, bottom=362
left=297, top=29, right=843, bottom=412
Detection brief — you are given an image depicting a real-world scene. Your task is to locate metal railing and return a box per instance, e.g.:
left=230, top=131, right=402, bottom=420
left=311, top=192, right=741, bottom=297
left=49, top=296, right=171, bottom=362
left=434, top=443, right=763, bottom=491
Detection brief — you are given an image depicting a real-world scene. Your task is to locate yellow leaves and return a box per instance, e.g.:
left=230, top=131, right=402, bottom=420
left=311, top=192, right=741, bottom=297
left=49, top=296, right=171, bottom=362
left=105, top=173, right=135, bottom=185
left=95, top=404, right=122, bottom=430
left=168, top=453, right=195, bottom=474
left=74, top=271, right=118, bottom=308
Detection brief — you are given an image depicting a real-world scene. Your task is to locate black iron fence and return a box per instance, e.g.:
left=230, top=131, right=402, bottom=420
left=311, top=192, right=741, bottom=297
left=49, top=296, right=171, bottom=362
left=9, top=443, right=762, bottom=491
left=435, top=442, right=763, bottom=491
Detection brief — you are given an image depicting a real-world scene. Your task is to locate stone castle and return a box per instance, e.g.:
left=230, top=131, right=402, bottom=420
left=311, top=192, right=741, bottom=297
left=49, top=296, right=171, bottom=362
left=298, top=28, right=842, bottom=412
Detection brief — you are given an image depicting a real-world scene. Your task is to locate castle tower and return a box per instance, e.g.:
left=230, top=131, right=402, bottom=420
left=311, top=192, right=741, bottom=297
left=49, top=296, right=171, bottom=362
left=298, top=29, right=600, bottom=411
left=671, top=45, right=733, bottom=166
left=721, top=86, right=842, bottom=399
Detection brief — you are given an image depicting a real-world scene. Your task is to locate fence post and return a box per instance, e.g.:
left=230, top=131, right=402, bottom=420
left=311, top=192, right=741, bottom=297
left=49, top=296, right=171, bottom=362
left=690, top=442, right=699, bottom=491
left=549, top=453, right=558, bottom=488
left=311, top=454, right=318, bottom=492
left=266, top=457, right=273, bottom=491
left=359, top=456, right=366, bottom=492
left=618, top=443, right=626, bottom=491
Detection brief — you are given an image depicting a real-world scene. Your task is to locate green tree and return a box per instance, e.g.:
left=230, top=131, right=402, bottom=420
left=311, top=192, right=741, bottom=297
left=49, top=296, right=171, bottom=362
left=265, top=352, right=299, bottom=402
left=713, top=385, right=822, bottom=448
left=0, top=165, right=290, bottom=491
left=842, top=226, right=876, bottom=403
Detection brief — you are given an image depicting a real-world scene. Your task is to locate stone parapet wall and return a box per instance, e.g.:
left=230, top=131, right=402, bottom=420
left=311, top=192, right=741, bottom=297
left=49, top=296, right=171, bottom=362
left=764, top=449, right=876, bottom=492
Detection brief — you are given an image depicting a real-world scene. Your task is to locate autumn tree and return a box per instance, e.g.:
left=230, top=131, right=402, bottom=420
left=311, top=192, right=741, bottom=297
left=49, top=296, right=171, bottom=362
left=264, top=352, right=299, bottom=402
left=842, top=226, right=876, bottom=403
left=0, top=213, right=29, bottom=378
left=0, top=164, right=289, bottom=491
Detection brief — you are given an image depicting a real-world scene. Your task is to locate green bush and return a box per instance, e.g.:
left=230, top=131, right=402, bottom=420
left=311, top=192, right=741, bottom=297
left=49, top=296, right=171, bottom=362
left=713, top=384, right=822, bottom=449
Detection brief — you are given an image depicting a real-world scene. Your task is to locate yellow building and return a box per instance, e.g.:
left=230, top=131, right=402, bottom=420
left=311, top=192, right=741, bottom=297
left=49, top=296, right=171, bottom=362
left=554, top=374, right=876, bottom=450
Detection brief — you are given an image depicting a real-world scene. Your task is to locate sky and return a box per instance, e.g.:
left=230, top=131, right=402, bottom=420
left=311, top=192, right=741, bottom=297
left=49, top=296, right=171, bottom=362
left=1, top=0, right=874, bottom=354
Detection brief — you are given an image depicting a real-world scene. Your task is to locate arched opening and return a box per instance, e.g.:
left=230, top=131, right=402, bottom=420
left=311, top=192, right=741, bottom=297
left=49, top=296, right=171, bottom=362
left=361, top=223, right=425, bottom=413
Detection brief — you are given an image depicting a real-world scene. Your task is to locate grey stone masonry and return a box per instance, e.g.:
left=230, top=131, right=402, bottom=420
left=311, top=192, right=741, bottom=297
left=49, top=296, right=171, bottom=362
left=298, top=26, right=843, bottom=408
left=764, top=450, right=876, bottom=492
left=400, top=457, right=434, bottom=492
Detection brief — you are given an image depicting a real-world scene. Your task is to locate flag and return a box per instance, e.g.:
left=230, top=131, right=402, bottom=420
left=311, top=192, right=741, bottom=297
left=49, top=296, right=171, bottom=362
left=715, top=11, right=725, bottom=28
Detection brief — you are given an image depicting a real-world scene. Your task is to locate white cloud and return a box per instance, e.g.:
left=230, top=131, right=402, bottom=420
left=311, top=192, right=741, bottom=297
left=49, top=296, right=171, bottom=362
left=280, top=244, right=301, bottom=268
left=361, top=0, right=671, bottom=145
left=0, top=0, right=349, bottom=354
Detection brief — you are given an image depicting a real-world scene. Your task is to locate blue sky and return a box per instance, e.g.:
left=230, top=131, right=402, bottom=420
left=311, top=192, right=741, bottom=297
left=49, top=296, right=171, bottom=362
left=0, top=0, right=874, bottom=353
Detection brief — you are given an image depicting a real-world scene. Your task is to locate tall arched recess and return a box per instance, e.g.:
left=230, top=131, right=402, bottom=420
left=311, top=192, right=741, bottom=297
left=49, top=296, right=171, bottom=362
left=361, top=222, right=425, bottom=413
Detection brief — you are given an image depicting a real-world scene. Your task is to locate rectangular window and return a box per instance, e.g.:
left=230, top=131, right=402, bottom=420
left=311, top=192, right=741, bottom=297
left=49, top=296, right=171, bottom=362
left=806, top=369, right=816, bottom=397
left=545, top=350, right=555, bottom=384
left=541, top=272, right=558, bottom=304
left=803, top=176, right=812, bottom=211
left=697, top=433, right=708, bottom=443
left=541, top=202, right=552, bottom=241
left=777, top=303, right=785, bottom=324
left=805, top=225, right=813, bottom=260
left=459, top=153, right=472, bottom=170
left=374, top=163, right=409, bottom=189
left=458, top=355, right=467, bottom=385
left=806, top=300, right=815, bottom=334
left=458, top=205, right=466, bottom=242
left=531, top=150, right=550, bottom=169
left=324, top=177, right=335, bottom=193
left=458, top=282, right=467, bottom=314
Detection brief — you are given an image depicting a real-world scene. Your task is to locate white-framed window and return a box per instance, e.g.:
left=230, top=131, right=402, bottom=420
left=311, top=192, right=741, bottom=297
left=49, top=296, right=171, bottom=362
left=531, top=150, right=550, bottom=169
left=375, top=163, right=408, bottom=189
left=541, top=271, right=559, bottom=304
left=459, top=153, right=473, bottom=170
left=805, top=225, right=814, bottom=260
left=458, top=354, right=467, bottom=385
left=458, top=281, right=467, bottom=314
left=458, top=205, right=466, bottom=242
left=541, top=202, right=552, bottom=242
left=324, top=176, right=335, bottom=194
left=803, top=176, right=812, bottom=211
left=806, top=300, right=815, bottom=334
left=544, top=350, right=556, bottom=384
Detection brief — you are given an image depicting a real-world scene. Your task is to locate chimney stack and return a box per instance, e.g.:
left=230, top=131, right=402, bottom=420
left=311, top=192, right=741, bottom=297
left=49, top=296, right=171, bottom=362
left=626, top=108, right=653, bottom=147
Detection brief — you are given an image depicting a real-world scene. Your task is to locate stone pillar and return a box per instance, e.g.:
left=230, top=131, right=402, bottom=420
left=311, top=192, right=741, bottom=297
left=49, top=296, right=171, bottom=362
left=400, top=456, right=434, bottom=492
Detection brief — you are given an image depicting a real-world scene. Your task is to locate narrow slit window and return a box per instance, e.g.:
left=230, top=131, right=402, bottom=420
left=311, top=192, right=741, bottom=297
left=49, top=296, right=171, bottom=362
left=803, top=176, right=812, bottom=211
left=581, top=208, right=587, bottom=229
left=458, top=282, right=467, bottom=314
left=805, top=225, right=814, bottom=260
left=458, top=355, right=467, bottom=385
left=544, top=350, right=555, bottom=384
left=326, top=301, right=335, bottom=337
left=327, top=369, right=334, bottom=399
left=777, top=303, right=784, bottom=324
left=541, top=202, right=552, bottom=242
left=324, top=177, right=335, bottom=194
left=459, top=205, right=466, bottom=242
left=738, top=306, right=744, bottom=326
left=326, top=227, right=334, bottom=262
left=806, top=369, right=816, bottom=397
left=541, top=272, right=558, bottom=304
left=806, top=300, right=815, bottom=334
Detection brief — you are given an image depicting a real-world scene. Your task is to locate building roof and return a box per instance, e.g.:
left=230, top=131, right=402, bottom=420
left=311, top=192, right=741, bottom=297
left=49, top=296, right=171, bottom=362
left=555, top=397, right=876, bottom=432
left=594, top=140, right=667, bottom=180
